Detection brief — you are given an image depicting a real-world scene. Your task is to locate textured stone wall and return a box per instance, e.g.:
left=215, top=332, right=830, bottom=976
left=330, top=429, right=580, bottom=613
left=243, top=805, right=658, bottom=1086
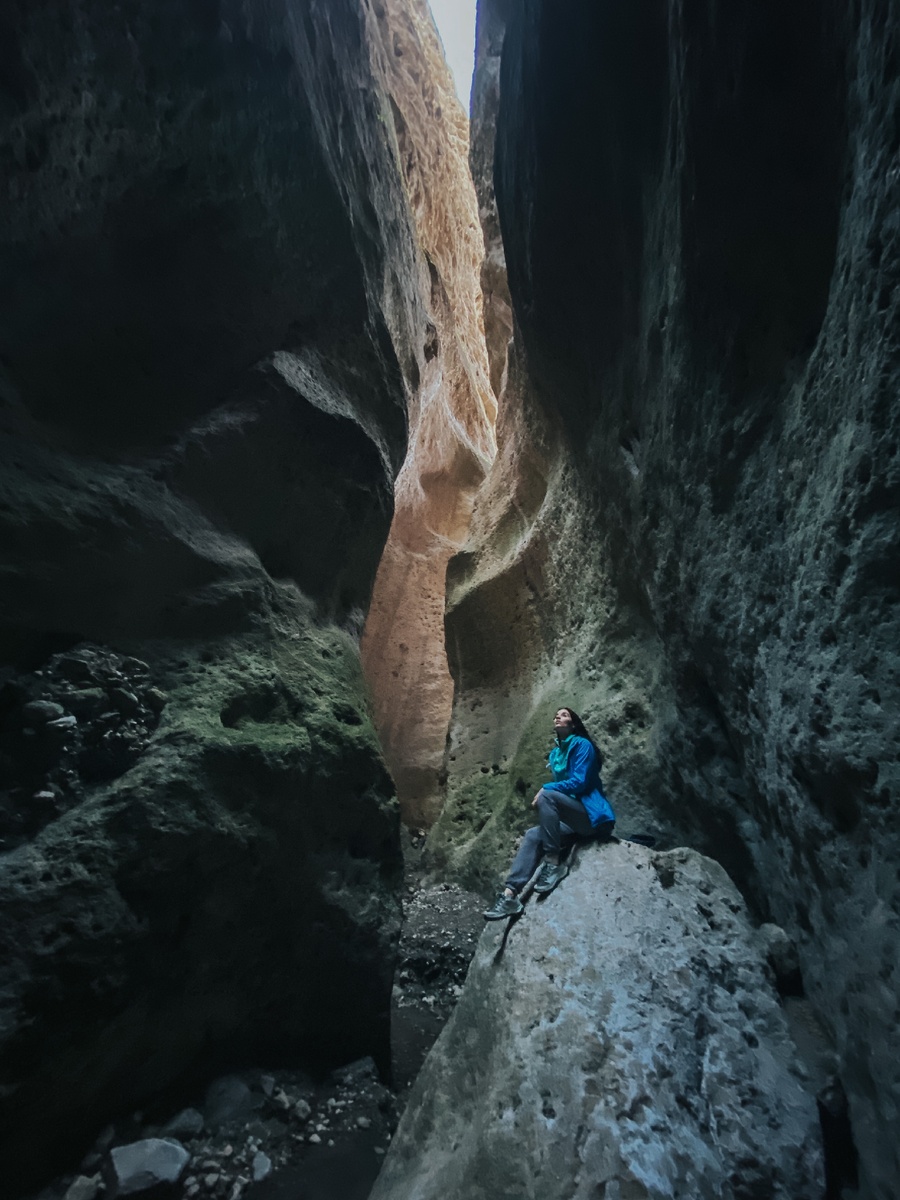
left=360, top=0, right=496, bottom=830
left=0, top=0, right=448, bottom=1190
left=437, top=1, right=899, bottom=1196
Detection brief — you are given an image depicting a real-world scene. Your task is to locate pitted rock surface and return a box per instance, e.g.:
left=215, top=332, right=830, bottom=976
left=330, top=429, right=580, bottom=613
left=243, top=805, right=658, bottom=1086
left=371, top=841, right=823, bottom=1200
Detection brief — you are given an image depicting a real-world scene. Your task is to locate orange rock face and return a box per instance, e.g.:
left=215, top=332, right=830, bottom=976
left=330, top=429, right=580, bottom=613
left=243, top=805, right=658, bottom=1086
left=360, top=0, right=496, bottom=828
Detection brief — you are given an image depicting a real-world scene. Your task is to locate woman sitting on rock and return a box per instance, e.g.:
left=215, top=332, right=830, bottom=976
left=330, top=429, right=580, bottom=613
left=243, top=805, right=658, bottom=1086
left=484, top=707, right=615, bottom=920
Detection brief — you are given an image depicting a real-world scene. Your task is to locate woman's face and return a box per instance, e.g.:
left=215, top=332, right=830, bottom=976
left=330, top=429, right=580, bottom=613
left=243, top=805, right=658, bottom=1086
left=553, top=709, right=574, bottom=737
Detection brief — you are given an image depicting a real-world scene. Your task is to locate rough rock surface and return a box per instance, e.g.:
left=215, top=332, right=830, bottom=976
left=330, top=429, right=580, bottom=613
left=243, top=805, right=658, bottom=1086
left=372, top=841, right=823, bottom=1200
left=360, top=0, right=496, bottom=829
left=437, top=2, right=899, bottom=1195
left=0, top=0, right=474, bottom=1191
left=110, top=1139, right=190, bottom=1194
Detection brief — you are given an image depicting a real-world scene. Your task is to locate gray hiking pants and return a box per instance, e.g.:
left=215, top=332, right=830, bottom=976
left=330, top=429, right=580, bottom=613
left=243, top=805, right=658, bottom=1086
left=504, top=787, right=613, bottom=893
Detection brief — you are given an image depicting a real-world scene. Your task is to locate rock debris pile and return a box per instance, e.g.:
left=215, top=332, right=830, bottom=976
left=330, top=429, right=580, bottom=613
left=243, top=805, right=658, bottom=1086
left=391, top=837, right=485, bottom=1089
left=36, top=1060, right=398, bottom=1200
left=0, top=646, right=166, bottom=850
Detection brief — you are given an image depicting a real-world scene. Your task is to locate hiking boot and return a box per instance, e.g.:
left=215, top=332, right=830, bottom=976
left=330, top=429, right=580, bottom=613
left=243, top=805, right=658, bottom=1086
left=533, top=860, right=569, bottom=895
left=483, top=892, right=524, bottom=920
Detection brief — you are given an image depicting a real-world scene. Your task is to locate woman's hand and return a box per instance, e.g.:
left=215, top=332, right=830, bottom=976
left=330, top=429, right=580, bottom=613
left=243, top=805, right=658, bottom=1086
left=531, top=790, right=542, bottom=809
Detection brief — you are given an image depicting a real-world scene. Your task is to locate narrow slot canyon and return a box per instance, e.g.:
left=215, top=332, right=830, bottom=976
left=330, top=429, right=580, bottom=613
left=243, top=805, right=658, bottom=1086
left=0, top=3, right=897, bottom=1200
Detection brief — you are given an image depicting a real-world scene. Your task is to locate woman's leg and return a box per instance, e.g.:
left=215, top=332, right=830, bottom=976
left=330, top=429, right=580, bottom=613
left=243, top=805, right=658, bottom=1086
left=504, top=826, right=544, bottom=893
left=537, top=787, right=594, bottom=857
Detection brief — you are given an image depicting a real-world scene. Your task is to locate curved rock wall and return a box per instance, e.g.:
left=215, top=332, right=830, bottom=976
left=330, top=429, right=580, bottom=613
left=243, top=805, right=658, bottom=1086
left=360, top=0, right=496, bottom=829
left=438, top=1, right=899, bottom=1195
left=0, top=0, right=452, bottom=1190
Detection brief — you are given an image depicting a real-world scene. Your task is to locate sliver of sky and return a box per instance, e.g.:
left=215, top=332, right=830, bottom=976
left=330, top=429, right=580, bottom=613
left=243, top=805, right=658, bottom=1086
left=428, top=0, right=477, bottom=114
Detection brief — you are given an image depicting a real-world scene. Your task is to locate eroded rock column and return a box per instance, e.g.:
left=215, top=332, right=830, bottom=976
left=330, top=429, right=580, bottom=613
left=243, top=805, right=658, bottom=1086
left=361, top=0, right=496, bottom=829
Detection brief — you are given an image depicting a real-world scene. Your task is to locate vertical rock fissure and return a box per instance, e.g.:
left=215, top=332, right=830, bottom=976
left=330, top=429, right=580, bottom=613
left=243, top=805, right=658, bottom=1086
left=360, top=0, right=497, bottom=831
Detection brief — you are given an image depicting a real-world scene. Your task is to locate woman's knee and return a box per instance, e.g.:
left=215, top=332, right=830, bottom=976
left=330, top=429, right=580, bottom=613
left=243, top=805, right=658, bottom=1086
left=536, top=787, right=559, bottom=813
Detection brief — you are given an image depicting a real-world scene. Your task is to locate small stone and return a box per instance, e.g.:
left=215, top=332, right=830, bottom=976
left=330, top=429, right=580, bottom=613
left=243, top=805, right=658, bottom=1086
left=356, top=1116, right=371, bottom=1129
left=259, top=1074, right=275, bottom=1097
left=54, top=655, right=98, bottom=683
left=142, top=686, right=167, bottom=714
left=204, top=1173, right=220, bottom=1188
left=327, top=1139, right=334, bottom=1148
left=374, top=1147, right=385, bottom=1156
left=308, top=1133, right=322, bottom=1145
left=110, top=687, right=141, bottom=716
left=122, top=656, right=151, bottom=676
left=204, top=1077, right=258, bottom=1127
left=251, top=1152, right=272, bottom=1182
left=64, top=1174, right=102, bottom=1200
left=163, top=1108, right=204, bottom=1139
left=22, top=700, right=65, bottom=725
left=293, top=1098, right=311, bottom=1121
left=65, top=688, right=107, bottom=717
left=330, top=1057, right=378, bottom=1089
left=110, top=1138, right=190, bottom=1194
left=46, top=714, right=78, bottom=731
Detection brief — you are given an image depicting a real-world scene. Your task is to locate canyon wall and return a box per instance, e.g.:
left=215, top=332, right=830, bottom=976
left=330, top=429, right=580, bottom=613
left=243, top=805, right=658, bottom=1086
left=361, top=0, right=496, bottom=831
left=436, top=1, right=899, bottom=1196
left=0, top=0, right=459, bottom=1190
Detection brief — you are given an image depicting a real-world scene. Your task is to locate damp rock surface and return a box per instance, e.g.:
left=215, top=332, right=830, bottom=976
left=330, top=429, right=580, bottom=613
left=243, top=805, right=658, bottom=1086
left=371, top=841, right=824, bottom=1200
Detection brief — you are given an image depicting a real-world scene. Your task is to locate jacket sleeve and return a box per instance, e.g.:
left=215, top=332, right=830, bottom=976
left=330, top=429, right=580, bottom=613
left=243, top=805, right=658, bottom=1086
left=548, top=738, right=595, bottom=796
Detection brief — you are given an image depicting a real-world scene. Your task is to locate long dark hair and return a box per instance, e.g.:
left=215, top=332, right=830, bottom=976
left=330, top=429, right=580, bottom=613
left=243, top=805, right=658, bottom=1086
left=561, top=707, right=604, bottom=770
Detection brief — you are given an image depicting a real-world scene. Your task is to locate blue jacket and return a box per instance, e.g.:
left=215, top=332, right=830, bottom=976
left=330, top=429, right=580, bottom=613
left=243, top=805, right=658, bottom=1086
left=547, top=735, right=615, bottom=827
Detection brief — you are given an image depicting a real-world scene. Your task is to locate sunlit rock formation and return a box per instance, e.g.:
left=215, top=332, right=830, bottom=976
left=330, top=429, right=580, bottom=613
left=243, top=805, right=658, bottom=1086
left=360, top=0, right=496, bottom=831
left=435, top=1, right=899, bottom=1196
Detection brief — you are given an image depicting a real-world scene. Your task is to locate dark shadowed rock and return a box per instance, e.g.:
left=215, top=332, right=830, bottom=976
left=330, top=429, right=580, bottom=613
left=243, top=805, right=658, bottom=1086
left=160, top=1108, right=204, bottom=1140
left=203, top=1078, right=260, bottom=1130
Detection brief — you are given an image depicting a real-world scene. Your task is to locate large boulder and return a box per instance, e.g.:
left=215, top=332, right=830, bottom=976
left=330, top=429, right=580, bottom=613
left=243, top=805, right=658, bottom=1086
left=372, top=841, right=823, bottom=1200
